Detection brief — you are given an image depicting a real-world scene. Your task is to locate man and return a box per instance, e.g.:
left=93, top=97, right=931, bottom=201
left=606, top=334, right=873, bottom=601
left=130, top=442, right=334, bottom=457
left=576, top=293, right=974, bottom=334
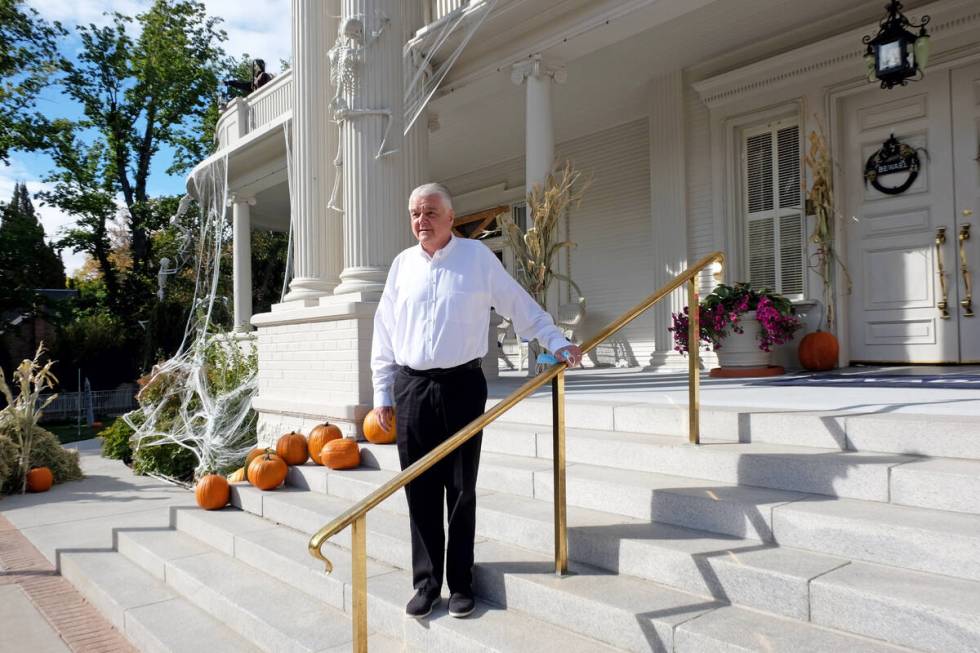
left=223, top=59, right=274, bottom=97
left=370, top=183, right=582, bottom=619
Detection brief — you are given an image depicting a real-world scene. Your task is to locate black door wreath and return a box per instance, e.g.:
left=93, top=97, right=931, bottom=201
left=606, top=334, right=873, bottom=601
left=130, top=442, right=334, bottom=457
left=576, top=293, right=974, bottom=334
left=864, top=133, right=926, bottom=195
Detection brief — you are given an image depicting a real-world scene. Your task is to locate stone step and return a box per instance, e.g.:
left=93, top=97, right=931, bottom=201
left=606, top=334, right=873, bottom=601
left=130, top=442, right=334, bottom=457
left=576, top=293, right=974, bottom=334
left=58, top=549, right=262, bottom=653
left=489, top=396, right=980, bottom=459
left=890, top=457, right=980, bottom=515
left=811, top=562, right=980, bottom=653
left=772, top=496, right=980, bottom=581
left=171, top=505, right=623, bottom=652
left=483, top=422, right=914, bottom=501
left=298, top=451, right=806, bottom=542
left=229, top=485, right=920, bottom=652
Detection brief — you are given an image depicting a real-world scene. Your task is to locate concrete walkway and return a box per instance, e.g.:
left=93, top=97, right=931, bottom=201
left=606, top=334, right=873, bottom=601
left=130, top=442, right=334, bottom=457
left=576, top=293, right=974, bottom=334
left=0, top=439, right=189, bottom=653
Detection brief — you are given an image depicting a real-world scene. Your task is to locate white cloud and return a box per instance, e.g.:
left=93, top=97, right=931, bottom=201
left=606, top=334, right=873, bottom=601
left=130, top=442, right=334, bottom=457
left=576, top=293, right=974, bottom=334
left=0, top=160, right=89, bottom=276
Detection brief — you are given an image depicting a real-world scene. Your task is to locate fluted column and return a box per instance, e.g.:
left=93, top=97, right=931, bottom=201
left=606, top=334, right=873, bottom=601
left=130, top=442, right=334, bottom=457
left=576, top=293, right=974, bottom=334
left=334, top=0, right=428, bottom=296
left=230, top=194, right=255, bottom=332
left=285, top=0, right=342, bottom=302
left=648, top=71, right=690, bottom=366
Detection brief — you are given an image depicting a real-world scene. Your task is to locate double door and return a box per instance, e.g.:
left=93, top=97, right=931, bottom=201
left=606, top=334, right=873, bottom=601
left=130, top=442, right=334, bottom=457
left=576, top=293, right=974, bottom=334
left=843, top=61, right=980, bottom=363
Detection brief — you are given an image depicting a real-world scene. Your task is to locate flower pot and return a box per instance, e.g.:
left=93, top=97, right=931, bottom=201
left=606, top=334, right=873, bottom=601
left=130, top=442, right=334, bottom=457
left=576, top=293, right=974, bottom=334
left=714, top=316, right=771, bottom=368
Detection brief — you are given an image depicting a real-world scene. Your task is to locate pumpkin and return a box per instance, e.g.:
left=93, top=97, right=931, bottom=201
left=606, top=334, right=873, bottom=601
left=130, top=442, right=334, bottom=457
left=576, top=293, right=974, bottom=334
left=26, top=467, right=53, bottom=493
left=799, top=330, right=839, bottom=371
left=244, top=447, right=267, bottom=470
left=362, top=411, right=396, bottom=445
left=308, top=422, right=342, bottom=464
left=248, top=451, right=288, bottom=490
left=226, top=466, right=246, bottom=483
left=195, top=474, right=230, bottom=510
left=276, top=431, right=309, bottom=466
left=320, top=438, right=360, bottom=470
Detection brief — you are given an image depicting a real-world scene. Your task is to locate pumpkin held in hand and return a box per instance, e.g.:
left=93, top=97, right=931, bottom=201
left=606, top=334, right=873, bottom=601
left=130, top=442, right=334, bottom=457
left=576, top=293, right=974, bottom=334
left=247, top=451, right=288, bottom=490
left=363, top=410, right=396, bottom=444
left=308, top=422, right=342, bottom=464
left=26, top=467, right=53, bottom=493
left=799, top=330, right=839, bottom=371
left=320, top=438, right=360, bottom=470
left=276, top=431, right=309, bottom=466
left=195, top=474, right=230, bottom=510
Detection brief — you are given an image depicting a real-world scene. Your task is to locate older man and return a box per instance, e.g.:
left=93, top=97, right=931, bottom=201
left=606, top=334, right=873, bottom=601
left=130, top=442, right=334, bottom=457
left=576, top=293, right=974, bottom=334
left=370, top=182, right=582, bottom=619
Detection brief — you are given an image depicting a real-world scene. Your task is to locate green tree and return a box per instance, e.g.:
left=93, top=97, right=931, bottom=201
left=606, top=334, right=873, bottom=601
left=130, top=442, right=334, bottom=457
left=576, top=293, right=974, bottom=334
left=0, top=182, right=66, bottom=312
left=0, top=0, right=64, bottom=163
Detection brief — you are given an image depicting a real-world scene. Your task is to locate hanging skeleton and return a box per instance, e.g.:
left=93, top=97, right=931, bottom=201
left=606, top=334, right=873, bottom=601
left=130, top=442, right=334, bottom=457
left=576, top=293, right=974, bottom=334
left=327, top=13, right=396, bottom=212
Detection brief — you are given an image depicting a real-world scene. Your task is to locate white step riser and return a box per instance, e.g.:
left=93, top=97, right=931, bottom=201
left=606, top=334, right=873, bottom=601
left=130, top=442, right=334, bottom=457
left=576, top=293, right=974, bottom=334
left=890, top=463, right=980, bottom=516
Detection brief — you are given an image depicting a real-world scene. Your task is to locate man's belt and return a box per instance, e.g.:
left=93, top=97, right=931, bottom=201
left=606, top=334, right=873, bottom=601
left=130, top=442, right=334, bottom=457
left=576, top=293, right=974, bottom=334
left=400, top=358, right=482, bottom=378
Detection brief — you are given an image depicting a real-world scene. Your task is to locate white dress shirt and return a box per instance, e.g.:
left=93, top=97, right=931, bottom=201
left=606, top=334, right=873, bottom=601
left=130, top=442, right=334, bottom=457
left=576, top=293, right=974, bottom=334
left=371, top=236, right=570, bottom=407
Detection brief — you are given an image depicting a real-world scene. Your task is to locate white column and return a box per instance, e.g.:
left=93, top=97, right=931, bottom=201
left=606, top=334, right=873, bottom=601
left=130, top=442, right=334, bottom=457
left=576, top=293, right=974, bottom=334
left=648, top=71, right=691, bottom=368
left=334, top=0, right=428, bottom=296
left=230, top=195, right=255, bottom=332
left=285, top=0, right=342, bottom=302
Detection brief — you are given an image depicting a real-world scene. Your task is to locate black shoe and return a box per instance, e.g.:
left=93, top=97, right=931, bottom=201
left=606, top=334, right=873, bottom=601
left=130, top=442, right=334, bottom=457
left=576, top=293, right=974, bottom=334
left=448, top=592, right=475, bottom=618
left=406, top=589, right=440, bottom=618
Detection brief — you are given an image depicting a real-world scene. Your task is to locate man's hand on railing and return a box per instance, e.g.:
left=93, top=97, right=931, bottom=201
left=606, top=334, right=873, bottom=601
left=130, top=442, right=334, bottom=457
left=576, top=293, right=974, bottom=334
left=555, top=344, right=583, bottom=367
left=373, top=406, right=395, bottom=432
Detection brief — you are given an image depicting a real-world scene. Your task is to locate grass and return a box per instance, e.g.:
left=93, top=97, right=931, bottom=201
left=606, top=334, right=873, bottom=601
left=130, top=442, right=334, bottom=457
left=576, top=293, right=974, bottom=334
left=45, top=422, right=102, bottom=445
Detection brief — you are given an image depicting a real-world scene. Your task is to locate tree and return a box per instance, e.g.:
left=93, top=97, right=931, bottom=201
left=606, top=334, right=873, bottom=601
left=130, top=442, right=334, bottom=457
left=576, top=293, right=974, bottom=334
left=0, top=182, right=66, bottom=312
left=0, top=0, right=64, bottom=163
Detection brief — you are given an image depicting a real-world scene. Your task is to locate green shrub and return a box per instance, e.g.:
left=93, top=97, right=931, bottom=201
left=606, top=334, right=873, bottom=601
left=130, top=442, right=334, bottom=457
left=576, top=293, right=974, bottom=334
left=99, top=417, right=135, bottom=463
left=132, top=440, right=197, bottom=482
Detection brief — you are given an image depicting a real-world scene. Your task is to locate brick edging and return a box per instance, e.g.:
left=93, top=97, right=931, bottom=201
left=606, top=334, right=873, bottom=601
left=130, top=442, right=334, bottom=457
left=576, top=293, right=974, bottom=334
left=0, top=512, right=137, bottom=652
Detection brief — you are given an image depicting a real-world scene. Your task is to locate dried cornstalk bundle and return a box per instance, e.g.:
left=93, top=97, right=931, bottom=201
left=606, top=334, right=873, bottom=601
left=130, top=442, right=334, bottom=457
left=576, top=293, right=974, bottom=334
left=0, top=344, right=58, bottom=494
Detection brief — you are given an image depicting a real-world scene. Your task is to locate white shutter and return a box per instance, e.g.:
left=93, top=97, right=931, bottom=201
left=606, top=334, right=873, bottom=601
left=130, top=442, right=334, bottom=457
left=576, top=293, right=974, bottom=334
left=742, top=120, right=804, bottom=298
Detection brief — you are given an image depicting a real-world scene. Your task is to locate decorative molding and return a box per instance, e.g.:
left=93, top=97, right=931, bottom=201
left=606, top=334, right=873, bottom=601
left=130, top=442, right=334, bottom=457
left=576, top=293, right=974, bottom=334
left=693, top=0, right=980, bottom=109
left=510, top=55, right=567, bottom=85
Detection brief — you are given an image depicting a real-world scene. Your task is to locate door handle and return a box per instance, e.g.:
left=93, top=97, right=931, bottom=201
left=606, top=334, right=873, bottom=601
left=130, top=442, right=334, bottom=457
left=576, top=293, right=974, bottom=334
left=960, top=223, right=974, bottom=317
left=936, top=227, right=950, bottom=319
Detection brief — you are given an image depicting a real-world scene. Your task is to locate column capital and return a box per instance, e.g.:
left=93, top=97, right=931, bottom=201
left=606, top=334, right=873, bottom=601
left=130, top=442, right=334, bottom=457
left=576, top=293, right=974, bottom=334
left=510, top=55, right=567, bottom=86
left=227, top=193, right=257, bottom=207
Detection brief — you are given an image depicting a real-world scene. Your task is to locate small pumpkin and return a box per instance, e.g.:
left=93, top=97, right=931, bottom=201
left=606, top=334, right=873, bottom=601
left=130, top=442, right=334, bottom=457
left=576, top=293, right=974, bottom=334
left=320, top=438, right=360, bottom=470
left=248, top=451, right=288, bottom=490
left=26, top=467, right=53, bottom=493
left=308, top=422, right=343, bottom=464
left=244, top=447, right=267, bottom=470
left=362, top=411, right=396, bottom=445
left=195, top=473, right=230, bottom=510
left=799, top=330, right=839, bottom=371
left=226, top=466, right=246, bottom=483
left=276, top=431, right=309, bottom=466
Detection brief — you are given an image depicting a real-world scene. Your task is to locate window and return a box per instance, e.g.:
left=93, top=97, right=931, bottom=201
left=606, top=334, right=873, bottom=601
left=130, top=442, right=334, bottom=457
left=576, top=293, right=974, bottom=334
left=741, top=120, right=805, bottom=298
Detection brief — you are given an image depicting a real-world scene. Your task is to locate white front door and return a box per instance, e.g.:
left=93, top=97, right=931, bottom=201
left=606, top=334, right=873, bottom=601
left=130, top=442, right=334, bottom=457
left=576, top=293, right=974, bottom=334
left=952, top=62, right=980, bottom=363
left=843, top=69, right=964, bottom=363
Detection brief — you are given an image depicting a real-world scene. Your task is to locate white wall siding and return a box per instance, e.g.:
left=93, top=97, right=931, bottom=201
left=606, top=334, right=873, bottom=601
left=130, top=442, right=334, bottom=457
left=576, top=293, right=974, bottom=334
left=685, top=85, right=716, bottom=295
left=442, top=119, right=655, bottom=366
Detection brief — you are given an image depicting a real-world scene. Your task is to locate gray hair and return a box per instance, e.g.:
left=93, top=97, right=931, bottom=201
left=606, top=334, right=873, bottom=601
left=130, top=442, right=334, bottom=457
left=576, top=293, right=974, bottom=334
left=409, top=182, right=453, bottom=211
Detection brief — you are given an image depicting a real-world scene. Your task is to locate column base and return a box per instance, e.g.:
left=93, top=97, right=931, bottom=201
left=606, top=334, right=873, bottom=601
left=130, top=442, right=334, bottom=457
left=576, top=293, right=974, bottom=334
left=645, top=350, right=718, bottom=373
left=334, top=267, right=389, bottom=296
left=283, top=276, right=336, bottom=303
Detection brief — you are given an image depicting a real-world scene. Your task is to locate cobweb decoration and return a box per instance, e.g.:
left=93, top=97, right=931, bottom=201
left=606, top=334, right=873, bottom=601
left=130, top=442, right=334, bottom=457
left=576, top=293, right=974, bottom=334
left=403, top=0, right=497, bottom=135
left=124, top=154, right=261, bottom=481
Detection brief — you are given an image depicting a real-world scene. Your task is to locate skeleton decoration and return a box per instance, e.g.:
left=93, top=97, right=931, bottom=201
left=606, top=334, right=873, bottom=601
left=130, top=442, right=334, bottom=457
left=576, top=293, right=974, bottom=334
left=327, top=12, right=395, bottom=212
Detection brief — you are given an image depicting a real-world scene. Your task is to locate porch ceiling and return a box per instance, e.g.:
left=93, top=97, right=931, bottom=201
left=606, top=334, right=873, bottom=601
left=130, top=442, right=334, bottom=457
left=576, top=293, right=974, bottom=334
left=429, top=0, right=932, bottom=181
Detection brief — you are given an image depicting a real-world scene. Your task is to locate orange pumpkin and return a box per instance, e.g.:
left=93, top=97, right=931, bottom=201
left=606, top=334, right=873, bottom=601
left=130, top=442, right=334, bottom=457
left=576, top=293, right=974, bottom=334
left=195, top=474, right=230, bottom=510
left=308, top=422, right=342, bottom=464
left=244, top=447, right=267, bottom=470
left=799, top=330, right=839, bottom=371
left=320, top=438, right=360, bottom=470
left=362, top=411, right=396, bottom=444
left=247, top=451, right=288, bottom=490
left=276, top=431, right=309, bottom=466
left=26, top=467, right=53, bottom=493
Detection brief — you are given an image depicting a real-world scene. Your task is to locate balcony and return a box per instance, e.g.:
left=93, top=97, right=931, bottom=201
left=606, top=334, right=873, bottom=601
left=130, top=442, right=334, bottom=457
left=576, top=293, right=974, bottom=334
left=214, top=71, right=293, bottom=150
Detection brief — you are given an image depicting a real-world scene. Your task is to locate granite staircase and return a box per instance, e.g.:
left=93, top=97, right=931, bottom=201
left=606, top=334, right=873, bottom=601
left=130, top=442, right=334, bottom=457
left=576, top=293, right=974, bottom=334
left=58, top=398, right=980, bottom=652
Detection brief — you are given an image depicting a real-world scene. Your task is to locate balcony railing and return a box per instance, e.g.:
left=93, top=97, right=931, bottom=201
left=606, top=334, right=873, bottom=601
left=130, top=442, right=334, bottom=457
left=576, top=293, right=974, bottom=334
left=429, top=0, right=467, bottom=22
left=214, top=71, right=293, bottom=150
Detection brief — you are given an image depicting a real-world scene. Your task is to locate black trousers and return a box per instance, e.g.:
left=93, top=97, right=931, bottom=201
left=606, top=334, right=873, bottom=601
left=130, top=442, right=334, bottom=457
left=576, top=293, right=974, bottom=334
left=393, top=363, right=487, bottom=596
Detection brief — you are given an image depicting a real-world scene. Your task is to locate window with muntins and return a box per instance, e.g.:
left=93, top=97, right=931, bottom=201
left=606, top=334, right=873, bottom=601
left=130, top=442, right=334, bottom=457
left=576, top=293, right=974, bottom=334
left=742, top=120, right=805, bottom=298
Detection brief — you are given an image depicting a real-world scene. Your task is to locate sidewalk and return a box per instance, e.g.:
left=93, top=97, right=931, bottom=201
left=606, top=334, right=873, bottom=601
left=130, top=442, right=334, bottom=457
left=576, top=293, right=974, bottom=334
left=0, top=439, right=193, bottom=653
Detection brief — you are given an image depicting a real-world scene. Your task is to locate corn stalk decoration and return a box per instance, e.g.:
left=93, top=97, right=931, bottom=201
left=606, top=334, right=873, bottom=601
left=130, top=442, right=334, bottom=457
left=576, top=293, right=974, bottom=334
left=804, top=122, right=853, bottom=332
left=0, top=344, right=58, bottom=494
left=498, top=162, right=590, bottom=310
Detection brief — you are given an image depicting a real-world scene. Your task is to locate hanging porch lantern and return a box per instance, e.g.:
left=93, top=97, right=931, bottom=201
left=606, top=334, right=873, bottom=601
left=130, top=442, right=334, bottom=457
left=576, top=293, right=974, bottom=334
left=862, top=1, right=930, bottom=89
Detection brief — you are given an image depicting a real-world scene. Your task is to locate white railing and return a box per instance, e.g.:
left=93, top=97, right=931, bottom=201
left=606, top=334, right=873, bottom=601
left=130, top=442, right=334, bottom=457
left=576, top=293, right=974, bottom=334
left=39, top=389, right=138, bottom=423
left=429, top=0, right=467, bottom=22
left=214, top=71, right=293, bottom=150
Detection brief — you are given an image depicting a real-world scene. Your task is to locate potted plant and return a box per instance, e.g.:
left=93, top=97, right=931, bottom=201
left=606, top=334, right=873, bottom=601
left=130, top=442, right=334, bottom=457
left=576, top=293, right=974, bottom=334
left=670, top=282, right=802, bottom=368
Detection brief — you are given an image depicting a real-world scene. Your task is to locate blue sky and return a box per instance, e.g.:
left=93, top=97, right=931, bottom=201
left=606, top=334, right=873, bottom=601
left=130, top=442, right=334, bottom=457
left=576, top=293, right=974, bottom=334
left=1, top=0, right=291, bottom=274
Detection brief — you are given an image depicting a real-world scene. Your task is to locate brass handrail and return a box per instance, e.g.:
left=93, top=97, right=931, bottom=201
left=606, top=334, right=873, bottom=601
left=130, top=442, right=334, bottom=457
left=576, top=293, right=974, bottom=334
left=308, top=251, right=725, bottom=652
